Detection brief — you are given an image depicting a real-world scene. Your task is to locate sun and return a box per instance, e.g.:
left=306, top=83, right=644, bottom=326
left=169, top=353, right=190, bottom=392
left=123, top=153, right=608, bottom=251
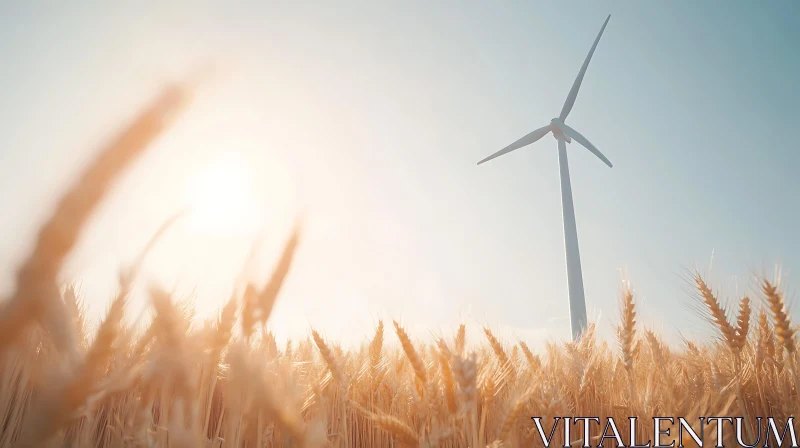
left=187, top=153, right=262, bottom=236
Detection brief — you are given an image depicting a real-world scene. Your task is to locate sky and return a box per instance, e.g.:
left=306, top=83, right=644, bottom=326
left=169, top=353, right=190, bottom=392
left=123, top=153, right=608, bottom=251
left=1, top=1, right=799, bottom=349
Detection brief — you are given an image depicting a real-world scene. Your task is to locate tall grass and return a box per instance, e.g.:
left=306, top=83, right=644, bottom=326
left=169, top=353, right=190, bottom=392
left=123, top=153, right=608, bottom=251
left=1, top=81, right=798, bottom=447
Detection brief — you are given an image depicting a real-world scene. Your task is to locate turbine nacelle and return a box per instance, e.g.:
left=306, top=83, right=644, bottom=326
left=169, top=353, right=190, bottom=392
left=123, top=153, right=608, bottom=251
left=550, top=119, right=572, bottom=143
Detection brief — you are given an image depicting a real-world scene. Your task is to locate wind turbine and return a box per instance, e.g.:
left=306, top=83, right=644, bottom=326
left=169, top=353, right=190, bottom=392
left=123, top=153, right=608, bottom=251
left=477, top=14, right=612, bottom=342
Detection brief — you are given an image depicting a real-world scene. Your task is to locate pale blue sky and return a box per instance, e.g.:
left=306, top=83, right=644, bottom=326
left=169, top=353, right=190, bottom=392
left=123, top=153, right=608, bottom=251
left=1, top=1, right=799, bottom=348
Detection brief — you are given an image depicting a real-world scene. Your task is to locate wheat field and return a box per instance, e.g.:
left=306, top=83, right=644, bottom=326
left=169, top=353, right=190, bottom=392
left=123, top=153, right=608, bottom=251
left=0, top=80, right=798, bottom=448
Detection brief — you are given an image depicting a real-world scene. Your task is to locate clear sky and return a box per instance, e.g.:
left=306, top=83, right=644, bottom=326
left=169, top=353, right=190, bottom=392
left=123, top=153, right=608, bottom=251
left=1, top=1, right=799, bottom=349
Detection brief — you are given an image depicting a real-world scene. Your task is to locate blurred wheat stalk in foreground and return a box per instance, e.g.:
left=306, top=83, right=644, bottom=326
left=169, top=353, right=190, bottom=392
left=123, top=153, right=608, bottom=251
left=1, top=80, right=799, bottom=448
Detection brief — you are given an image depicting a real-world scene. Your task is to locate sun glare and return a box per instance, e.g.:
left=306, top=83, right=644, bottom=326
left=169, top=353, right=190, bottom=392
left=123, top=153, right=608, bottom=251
left=187, top=154, right=262, bottom=236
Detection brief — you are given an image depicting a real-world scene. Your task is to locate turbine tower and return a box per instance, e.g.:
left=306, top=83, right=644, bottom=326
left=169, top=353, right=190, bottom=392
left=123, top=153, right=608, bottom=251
left=477, top=14, right=612, bottom=342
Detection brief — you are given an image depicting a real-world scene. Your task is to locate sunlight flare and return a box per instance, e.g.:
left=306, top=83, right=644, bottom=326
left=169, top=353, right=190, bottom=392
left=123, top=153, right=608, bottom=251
left=187, top=153, right=263, bottom=236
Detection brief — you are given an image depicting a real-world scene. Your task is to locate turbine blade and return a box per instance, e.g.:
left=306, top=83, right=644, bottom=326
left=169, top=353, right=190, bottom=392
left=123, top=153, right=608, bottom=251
left=559, top=122, right=612, bottom=168
left=477, top=125, right=551, bottom=165
left=559, top=14, right=611, bottom=121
